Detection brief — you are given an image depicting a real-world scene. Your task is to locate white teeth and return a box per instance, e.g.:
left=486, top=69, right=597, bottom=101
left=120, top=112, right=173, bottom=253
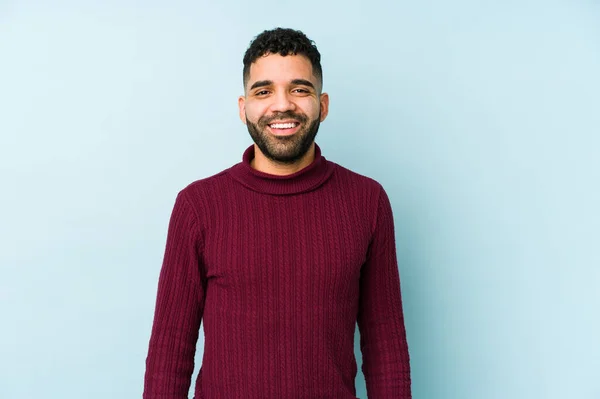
left=270, top=123, right=297, bottom=129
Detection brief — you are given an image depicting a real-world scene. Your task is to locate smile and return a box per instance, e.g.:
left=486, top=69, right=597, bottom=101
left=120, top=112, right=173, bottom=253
left=269, top=122, right=300, bottom=129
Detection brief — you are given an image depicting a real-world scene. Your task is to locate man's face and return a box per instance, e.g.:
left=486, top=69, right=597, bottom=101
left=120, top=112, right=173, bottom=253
left=238, top=54, right=329, bottom=164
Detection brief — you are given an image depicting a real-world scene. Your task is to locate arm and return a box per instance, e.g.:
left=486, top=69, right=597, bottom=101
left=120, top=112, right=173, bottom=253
left=357, top=186, right=411, bottom=398
left=144, top=191, right=206, bottom=398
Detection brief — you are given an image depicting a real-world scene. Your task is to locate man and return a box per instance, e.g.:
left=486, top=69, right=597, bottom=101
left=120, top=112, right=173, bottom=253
left=144, top=28, right=411, bottom=398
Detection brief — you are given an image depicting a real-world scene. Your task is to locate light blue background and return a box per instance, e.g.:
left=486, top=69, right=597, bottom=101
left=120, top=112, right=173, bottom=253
left=1, top=1, right=599, bottom=398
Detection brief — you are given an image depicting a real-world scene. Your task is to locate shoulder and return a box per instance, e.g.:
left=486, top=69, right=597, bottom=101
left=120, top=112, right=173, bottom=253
left=180, top=169, right=231, bottom=197
left=170, top=166, right=236, bottom=218
left=328, top=161, right=394, bottom=233
left=329, top=160, right=385, bottom=196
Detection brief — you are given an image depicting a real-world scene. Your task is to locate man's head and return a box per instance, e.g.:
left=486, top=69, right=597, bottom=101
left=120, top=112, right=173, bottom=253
left=238, top=28, right=329, bottom=165
left=242, top=28, right=323, bottom=91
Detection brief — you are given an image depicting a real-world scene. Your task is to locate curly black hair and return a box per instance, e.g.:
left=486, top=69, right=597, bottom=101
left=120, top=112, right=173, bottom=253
left=242, top=27, right=322, bottom=89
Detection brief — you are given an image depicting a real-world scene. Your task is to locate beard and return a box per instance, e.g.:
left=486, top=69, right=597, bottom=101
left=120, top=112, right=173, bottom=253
left=245, top=110, right=321, bottom=165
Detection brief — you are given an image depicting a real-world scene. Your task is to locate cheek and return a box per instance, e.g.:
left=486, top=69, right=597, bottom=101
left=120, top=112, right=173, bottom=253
left=244, top=102, right=265, bottom=122
left=300, top=100, right=321, bottom=118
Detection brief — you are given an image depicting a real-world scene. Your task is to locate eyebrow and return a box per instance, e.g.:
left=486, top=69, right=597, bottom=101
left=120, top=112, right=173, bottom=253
left=249, top=80, right=273, bottom=90
left=290, top=79, right=315, bottom=89
left=249, top=79, right=316, bottom=91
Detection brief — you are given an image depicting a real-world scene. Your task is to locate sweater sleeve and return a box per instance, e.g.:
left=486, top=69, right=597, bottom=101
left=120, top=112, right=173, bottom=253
left=143, top=191, right=206, bottom=398
left=357, top=186, right=411, bottom=398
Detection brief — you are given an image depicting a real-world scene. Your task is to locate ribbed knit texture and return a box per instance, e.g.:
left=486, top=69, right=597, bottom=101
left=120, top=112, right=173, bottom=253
left=144, top=144, right=411, bottom=399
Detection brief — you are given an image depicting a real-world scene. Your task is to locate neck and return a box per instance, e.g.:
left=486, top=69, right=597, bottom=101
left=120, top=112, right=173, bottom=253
left=250, top=143, right=316, bottom=176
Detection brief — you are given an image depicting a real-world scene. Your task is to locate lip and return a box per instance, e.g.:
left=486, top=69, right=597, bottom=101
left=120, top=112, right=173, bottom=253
left=267, top=119, right=300, bottom=126
left=266, top=122, right=301, bottom=136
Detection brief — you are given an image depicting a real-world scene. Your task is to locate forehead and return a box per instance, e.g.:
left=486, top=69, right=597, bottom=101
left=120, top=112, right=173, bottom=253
left=247, top=54, right=316, bottom=87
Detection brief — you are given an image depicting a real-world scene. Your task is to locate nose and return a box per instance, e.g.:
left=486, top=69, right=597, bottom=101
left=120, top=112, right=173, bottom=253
left=269, top=91, right=296, bottom=113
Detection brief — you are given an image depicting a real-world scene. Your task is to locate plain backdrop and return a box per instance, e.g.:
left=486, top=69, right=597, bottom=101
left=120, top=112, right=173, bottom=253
left=1, top=1, right=599, bottom=398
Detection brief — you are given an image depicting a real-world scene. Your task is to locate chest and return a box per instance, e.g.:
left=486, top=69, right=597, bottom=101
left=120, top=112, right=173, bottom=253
left=201, top=191, right=373, bottom=298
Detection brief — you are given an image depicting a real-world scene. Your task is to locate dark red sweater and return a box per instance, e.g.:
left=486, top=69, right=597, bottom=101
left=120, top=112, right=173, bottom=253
left=144, top=144, right=411, bottom=398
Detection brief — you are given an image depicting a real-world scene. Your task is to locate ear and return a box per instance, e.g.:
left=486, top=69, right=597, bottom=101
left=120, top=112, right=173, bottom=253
left=238, top=95, right=247, bottom=124
left=319, top=92, right=329, bottom=122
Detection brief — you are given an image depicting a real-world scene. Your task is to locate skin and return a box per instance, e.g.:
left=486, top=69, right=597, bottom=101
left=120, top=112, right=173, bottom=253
left=238, top=53, right=329, bottom=176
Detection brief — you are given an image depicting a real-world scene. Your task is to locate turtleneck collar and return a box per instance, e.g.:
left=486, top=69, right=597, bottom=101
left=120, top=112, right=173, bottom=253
left=227, top=143, right=336, bottom=195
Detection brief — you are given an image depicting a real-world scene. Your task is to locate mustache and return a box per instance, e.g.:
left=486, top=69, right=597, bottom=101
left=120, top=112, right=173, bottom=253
left=258, top=111, right=308, bottom=126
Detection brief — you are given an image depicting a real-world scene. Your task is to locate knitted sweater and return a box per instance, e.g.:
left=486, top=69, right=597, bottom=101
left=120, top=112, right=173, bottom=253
left=143, top=144, right=411, bottom=398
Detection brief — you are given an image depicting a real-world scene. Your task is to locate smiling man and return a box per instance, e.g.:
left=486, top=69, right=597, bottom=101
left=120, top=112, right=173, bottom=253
left=144, top=28, right=411, bottom=399
left=239, top=49, right=327, bottom=174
